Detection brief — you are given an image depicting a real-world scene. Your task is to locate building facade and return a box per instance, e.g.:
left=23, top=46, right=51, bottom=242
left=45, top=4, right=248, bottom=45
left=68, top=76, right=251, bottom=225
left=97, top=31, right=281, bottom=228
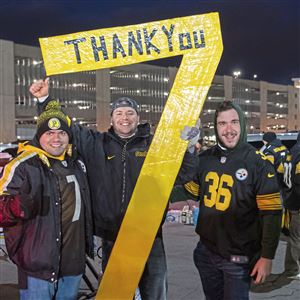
left=0, top=39, right=299, bottom=144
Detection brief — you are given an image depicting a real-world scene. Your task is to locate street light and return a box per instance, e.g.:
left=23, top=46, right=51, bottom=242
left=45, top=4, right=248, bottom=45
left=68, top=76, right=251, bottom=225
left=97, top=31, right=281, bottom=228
left=233, top=70, right=241, bottom=78
left=32, top=60, right=43, bottom=66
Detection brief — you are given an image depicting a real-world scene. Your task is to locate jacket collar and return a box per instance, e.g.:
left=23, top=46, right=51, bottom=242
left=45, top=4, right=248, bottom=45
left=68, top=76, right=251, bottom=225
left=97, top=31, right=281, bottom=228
left=17, top=140, right=72, bottom=167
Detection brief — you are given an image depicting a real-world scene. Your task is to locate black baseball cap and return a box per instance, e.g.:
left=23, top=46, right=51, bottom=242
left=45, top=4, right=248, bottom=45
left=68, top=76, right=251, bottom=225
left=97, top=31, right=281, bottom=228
left=111, top=97, right=139, bottom=115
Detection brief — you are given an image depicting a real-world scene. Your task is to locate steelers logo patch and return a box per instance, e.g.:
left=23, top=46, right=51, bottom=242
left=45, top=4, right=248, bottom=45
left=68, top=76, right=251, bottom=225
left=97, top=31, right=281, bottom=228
left=48, top=118, right=61, bottom=130
left=235, top=168, right=248, bottom=181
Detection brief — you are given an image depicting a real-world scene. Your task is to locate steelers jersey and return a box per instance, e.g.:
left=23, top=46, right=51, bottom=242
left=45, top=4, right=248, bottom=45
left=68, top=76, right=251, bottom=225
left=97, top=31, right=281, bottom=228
left=263, top=142, right=289, bottom=172
left=188, top=143, right=282, bottom=260
left=284, top=144, right=300, bottom=210
left=262, top=142, right=290, bottom=190
left=51, top=159, right=86, bottom=276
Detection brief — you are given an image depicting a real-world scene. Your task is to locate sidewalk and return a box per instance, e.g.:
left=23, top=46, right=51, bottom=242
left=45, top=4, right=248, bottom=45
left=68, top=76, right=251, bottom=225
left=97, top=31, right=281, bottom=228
left=164, top=222, right=300, bottom=300
left=1, top=222, right=299, bottom=299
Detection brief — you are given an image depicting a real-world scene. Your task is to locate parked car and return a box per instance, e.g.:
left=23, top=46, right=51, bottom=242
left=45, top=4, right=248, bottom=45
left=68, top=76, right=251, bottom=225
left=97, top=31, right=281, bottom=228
left=0, top=142, right=18, bottom=157
left=0, top=143, right=18, bottom=152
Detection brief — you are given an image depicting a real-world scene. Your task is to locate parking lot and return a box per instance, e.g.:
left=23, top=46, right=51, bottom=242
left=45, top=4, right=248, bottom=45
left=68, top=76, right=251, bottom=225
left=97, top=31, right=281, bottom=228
left=1, top=222, right=300, bottom=299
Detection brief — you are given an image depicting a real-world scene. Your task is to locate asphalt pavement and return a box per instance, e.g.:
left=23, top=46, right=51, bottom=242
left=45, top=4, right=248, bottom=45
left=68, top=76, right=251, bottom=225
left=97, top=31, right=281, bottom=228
left=164, top=223, right=300, bottom=300
left=0, top=222, right=299, bottom=299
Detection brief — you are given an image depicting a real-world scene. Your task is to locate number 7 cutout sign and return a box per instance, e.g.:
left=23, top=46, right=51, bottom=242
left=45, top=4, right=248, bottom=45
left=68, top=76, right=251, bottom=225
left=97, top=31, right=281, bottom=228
left=40, top=13, right=223, bottom=300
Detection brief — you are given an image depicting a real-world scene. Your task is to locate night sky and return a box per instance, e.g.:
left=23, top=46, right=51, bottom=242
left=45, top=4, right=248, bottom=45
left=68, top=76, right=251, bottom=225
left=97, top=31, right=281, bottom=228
left=0, top=0, right=299, bottom=84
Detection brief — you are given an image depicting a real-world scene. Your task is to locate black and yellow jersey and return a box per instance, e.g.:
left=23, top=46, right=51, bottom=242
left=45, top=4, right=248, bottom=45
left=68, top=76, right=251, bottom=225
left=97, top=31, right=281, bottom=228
left=284, top=139, right=300, bottom=210
left=262, top=139, right=290, bottom=189
left=0, top=141, right=93, bottom=284
left=185, top=142, right=282, bottom=261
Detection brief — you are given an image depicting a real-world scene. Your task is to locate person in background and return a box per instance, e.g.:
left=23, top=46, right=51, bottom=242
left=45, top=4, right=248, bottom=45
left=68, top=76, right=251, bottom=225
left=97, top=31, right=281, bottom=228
left=261, top=132, right=297, bottom=276
left=171, top=100, right=282, bottom=300
left=261, top=131, right=290, bottom=189
left=282, top=132, right=300, bottom=280
left=29, top=78, right=198, bottom=300
left=0, top=101, right=94, bottom=300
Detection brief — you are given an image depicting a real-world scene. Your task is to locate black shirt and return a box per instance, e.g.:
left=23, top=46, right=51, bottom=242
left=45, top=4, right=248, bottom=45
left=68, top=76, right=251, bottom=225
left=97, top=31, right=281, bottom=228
left=51, top=159, right=86, bottom=276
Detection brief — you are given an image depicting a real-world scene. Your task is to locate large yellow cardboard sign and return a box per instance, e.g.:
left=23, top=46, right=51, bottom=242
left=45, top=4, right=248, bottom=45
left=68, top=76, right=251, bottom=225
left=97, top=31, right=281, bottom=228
left=40, top=13, right=223, bottom=300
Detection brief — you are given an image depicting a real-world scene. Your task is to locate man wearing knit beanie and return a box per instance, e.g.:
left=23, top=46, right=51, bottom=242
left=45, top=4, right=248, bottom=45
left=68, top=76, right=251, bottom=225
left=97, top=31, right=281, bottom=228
left=35, top=100, right=72, bottom=157
left=261, top=131, right=289, bottom=190
left=0, top=100, right=94, bottom=299
left=262, top=132, right=277, bottom=144
left=37, top=100, right=72, bottom=141
left=283, top=132, right=300, bottom=280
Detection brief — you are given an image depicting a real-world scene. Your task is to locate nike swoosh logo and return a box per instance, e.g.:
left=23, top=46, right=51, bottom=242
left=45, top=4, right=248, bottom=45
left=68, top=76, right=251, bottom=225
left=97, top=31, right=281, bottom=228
left=107, top=155, right=115, bottom=160
left=267, top=173, right=275, bottom=178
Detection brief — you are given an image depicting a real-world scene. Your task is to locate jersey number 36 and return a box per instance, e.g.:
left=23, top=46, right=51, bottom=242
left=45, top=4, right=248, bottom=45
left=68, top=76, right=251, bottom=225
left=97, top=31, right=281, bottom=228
left=204, top=171, right=233, bottom=211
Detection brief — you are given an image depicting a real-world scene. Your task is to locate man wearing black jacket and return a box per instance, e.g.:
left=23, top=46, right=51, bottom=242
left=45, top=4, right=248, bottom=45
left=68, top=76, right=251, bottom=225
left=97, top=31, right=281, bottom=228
left=261, top=131, right=290, bottom=189
left=0, top=101, right=94, bottom=300
left=283, top=132, right=300, bottom=279
left=29, top=78, right=198, bottom=300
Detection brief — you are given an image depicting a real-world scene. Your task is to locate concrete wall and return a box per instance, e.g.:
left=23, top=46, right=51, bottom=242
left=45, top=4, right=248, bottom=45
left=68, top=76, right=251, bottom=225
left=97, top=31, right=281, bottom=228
left=259, top=81, right=268, bottom=132
left=223, top=75, right=233, bottom=101
left=96, top=69, right=111, bottom=132
left=0, top=40, right=15, bottom=143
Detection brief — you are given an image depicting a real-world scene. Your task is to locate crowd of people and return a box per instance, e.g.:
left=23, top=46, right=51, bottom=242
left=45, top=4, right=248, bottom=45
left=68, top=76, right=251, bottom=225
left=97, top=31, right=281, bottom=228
left=0, top=77, right=299, bottom=300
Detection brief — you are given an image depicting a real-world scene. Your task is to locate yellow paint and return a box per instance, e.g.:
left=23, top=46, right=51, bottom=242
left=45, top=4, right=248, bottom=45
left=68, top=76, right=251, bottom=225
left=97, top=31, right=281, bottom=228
left=40, top=13, right=223, bottom=300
